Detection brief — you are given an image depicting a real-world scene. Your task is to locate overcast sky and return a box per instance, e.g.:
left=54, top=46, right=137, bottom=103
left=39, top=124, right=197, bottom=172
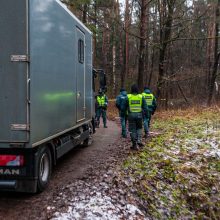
left=119, top=0, right=125, bottom=8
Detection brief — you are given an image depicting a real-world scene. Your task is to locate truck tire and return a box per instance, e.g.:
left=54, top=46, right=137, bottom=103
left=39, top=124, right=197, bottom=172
left=83, top=123, right=93, bottom=147
left=37, top=146, right=52, bottom=192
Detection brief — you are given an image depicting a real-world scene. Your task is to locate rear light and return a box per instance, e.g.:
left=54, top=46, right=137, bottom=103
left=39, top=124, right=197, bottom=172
left=0, top=155, right=24, bottom=166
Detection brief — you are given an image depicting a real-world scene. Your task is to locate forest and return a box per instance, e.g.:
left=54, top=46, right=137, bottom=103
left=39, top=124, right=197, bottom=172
left=63, top=0, right=220, bottom=109
left=0, top=1, right=219, bottom=219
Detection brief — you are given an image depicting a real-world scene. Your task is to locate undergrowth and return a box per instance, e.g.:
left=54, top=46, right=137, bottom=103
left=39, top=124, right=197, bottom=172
left=122, top=107, right=220, bottom=219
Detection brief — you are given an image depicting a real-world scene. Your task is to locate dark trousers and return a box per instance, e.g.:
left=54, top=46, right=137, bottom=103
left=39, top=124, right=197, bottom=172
left=128, top=113, right=142, bottom=145
left=143, top=111, right=152, bottom=134
left=96, top=108, right=107, bottom=126
left=119, top=112, right=128, bottom=137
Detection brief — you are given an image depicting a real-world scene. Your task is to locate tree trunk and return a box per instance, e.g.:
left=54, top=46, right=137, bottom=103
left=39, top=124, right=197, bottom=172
left=120, top=31, right=125, bottom=88
left=207, top=0, right=220, bottom=106
left=125, top=0, right=130, bottom=78
left=138, top=0, right=148, bottom=91
left=82, top=4, right=87, bottom=24
left=112, top=1, right=117, bottom=96
left=93, top=0, right=97, bottom=67
left=148, top=48, right=154, bottom=87
left=156, top=0, right=175, bottom=98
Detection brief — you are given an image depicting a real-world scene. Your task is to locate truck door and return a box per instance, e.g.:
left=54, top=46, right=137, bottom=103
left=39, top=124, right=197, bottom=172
left=0, top=1, right=29, bottom=142
left=76, top=27, right=86, bottom=122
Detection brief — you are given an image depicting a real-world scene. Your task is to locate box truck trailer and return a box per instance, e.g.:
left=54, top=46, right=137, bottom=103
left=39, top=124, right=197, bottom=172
left=0, top=0, right=104, bottom=193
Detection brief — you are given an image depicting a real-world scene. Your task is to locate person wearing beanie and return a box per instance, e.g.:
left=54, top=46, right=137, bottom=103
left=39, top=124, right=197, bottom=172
left=96, top=89, right=108, bottom=128
left=116, top=88, right=128, bottom=138
left=142, top=86, right=157, bottom=137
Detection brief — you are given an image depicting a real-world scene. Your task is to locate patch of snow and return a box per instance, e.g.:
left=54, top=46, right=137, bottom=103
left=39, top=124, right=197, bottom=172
left=164, top=129, right=220, bottom=161
left=52, top=191, right=147, bottom=220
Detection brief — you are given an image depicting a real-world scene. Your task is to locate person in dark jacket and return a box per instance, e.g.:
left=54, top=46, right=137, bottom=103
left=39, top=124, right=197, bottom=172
left=96, top=89, right=108, bottom=128
left=142, top=86, right=157, bottom=137
left=123, top=84, right=148, bottom=150
left=116, top=88, right=128, bottom=138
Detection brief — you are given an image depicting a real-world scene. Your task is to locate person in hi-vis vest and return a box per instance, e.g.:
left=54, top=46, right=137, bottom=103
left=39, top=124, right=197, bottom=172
left=142, top=86, right=157, bottom=137
left=123, top=84, right=148, bottom=150
left=116, top=88, right=128, bottom=138
left=96, top=89, right=108, bottom=128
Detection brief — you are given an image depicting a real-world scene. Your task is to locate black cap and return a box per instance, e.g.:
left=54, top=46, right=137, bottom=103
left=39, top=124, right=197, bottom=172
left=131, top=84, right=139, bottom=94
left=120, top=88, right=125, bottom=92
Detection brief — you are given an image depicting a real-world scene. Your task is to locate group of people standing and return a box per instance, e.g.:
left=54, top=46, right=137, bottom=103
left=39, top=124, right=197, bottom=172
left=95, top=84, right=157, bottom=150
left=116, top=84, right=157, bottom=150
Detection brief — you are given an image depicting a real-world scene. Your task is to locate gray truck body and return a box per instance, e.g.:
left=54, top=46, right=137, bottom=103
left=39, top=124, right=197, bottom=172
left=0, top=0, right=94, bottom=192
left=0, top=0, right=93, bottom=146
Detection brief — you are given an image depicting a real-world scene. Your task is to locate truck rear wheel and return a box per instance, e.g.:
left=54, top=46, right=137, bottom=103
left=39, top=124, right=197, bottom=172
left=37, top=146, right=52, bottom=192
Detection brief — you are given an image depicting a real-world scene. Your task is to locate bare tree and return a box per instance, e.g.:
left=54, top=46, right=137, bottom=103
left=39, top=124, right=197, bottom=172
left=125, top=0, right=131, bottom=79
left=156, top=0, right=175, bottom=98
left=207, top=0, right=220, bottom=106
left=137, top=0, right=148, bottom=90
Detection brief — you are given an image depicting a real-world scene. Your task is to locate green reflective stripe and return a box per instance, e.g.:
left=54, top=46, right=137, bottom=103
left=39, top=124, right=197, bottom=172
left=97, top=95, right=106, bottom=106
left=128, top=94, right=142, bottom=113
left=44, top=92, right=74, bottom=102
left=142, top=93, right=154, bottom=106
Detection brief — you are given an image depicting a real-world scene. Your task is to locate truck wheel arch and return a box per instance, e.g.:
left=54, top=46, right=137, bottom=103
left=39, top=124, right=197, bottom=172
left=47, top=142, right=56, bottom=166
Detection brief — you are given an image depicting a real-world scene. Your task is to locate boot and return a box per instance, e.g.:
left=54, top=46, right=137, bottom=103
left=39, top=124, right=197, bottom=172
left=137, top=142, right=144, bottom=148
left=122, top=131, right=127, bottom=138
left=96, top=124, right=99, bottom=128
left=143, top=132, right=149, bottom=138
left=130, top=143, right=138, bottom=150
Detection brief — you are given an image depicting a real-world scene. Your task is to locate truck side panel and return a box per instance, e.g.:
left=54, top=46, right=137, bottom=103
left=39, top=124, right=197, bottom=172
left=0, top=0, right=29, bottom=143
left=29, top=0, right=93, bottom=145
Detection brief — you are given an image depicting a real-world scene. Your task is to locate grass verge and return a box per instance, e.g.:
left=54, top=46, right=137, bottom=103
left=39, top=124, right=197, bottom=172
left=122, top=107, right=220, bottom=219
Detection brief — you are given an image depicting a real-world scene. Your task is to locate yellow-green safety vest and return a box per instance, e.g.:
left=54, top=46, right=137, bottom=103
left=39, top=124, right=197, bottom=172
left=97, top=95, right=106, bottom=107
left=142, top=93, right=154, bottom=106
left=127, top=94, right=142, bottom=113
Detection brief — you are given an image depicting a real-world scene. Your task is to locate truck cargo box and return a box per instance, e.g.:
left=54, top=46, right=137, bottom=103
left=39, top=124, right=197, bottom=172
left=0, top=0, right=94, bottom=192
left=0, top=0, right=93, bottom=147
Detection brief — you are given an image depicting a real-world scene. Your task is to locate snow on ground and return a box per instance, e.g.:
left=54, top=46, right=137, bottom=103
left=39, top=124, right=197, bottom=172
left=52, top=190, right=146, bottom=220
left=165, top=129, right=220, bottom=162
left=49, top=157, right=148, bottom=220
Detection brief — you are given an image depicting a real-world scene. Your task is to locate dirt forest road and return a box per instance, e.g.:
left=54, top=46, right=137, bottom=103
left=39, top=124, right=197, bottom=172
left=0, top=120, right=120, bottom=220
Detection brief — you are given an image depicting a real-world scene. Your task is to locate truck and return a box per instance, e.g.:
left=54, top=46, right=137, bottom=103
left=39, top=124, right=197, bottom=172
left=0, top=0, right=105, bottom=193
